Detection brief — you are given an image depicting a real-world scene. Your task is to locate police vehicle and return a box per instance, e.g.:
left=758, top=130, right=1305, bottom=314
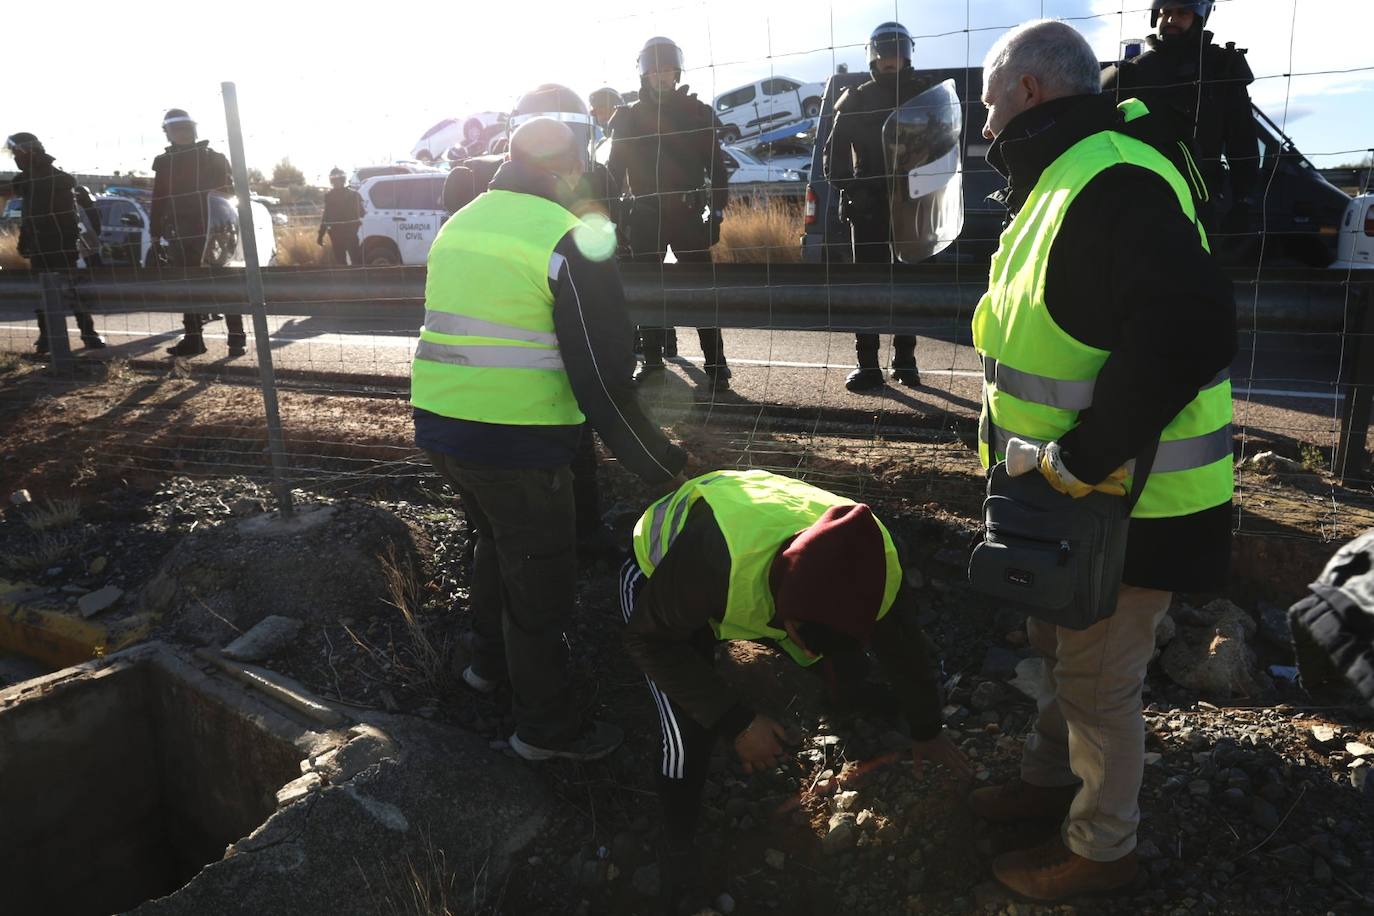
left=356, top=172, right=447, bottom=265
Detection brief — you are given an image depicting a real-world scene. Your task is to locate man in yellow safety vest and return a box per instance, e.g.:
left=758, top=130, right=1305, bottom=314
left=967, top=20, right=1236, bottom=901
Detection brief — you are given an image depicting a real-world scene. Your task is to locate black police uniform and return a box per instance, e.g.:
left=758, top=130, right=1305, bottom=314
left=823, top=66, right=935, bottom=377
left=1102, top=30, right=1258, bottom=234
left=607, top=86, right=730, bottom=375
left=9, top=153, right=104, bottom=350
left=318, top=186, right=365, bottom=265
left=149, top=140, right=243, bottom=345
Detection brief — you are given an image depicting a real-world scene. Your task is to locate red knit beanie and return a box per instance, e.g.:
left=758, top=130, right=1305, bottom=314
left=769, top=503, right=886, bottom=645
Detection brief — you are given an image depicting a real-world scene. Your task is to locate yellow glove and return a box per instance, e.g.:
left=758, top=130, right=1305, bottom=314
left=1036, top=440, right=1128, bottom=498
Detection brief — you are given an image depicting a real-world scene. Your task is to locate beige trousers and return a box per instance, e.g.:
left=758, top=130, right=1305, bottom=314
left=1020, top=585, right=1173, bottom=862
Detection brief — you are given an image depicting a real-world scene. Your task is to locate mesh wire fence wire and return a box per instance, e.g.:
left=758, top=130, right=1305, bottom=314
left=1, top=0, right=1372, bottom=545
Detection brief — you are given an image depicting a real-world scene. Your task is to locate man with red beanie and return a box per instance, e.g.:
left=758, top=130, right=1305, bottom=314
left=622, top=469, right=968, bottom=907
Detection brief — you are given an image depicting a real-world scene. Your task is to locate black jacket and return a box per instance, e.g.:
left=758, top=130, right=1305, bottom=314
left=1290, top=529, right=1374, bottom=708
left=9, top=154, right=98, bottom=265
left=149, top=140, right=233, bottom=240
left=1101, top=31, right=1259, bottom=204
left=623, top=500, right=944, bottom=741
left=318, top=187, right=364, bottom=235
left=987, top=94, right=1236, bottom=593
left=823, top=67, right=936, bottom=224
left=414, top=159, right=686, bottom=485
left=606, top=87, right=730, bottom=213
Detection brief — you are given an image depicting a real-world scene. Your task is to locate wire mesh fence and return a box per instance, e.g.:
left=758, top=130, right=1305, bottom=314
left=1, top=0, right=1372, bottom=554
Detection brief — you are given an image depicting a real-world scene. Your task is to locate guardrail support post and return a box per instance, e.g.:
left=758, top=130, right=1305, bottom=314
left=1336, top=283, right=1374, bottom=485
left=222, top=81, right=293, bottom=515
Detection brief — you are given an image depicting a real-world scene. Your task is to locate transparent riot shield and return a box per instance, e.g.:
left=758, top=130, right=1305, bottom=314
left=202, top=190, right=243, bottom=267
left=883, top=78, right=964, bottom=263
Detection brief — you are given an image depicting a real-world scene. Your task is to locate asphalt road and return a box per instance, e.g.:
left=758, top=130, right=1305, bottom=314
left=0, top=307, right=1353, bottom=452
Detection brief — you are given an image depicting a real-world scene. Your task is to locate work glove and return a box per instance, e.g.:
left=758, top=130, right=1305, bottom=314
left=316, top=232, right=326, bottom=247
left=1004, top=437, right=1128, bottom=498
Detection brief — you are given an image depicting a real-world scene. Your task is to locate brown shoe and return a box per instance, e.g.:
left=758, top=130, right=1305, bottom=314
left=969, top=778, right=1079, bottom=822
left=993, top=836, right=1138, bottom=901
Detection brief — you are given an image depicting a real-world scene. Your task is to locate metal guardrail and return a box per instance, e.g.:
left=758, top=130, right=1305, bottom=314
left=0, top=263, right=1368, bottom=333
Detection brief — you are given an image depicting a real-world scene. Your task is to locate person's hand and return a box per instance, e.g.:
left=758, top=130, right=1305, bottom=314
left=911, top=731, right=973, bottom=780
left=1034, top=440, right=1127, bottom=498
left=734, top=714, right=789, bottom=774
left=316, top=234, right=326, bottom=247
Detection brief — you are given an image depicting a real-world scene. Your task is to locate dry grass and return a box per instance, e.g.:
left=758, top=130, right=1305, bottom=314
left=273, top=225, right=332, bottom=267
left=714, top=198, right=804, bottom=264
left=22, top=497, right=82, bottom=532
left=379, top=544, right=449, bottom=690
left=0, top=228, right=25, bottom=270
left=0, top=529, right=86, bottom=576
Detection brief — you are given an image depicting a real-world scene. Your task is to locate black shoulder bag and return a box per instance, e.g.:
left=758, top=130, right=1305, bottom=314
left=967, top=442, right=1157, bottom=630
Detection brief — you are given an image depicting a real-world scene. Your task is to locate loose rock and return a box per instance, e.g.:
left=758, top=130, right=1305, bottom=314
left=77, top=585, right=123, bottom=618
left=823, top=814, right=857, bottom=855
left=222, top=615, right=305, bottom=662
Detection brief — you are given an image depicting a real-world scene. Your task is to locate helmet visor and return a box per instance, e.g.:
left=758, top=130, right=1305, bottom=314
left=867, top=33, right=913, bottom=65
left=638, top=42, right=684, bottom=77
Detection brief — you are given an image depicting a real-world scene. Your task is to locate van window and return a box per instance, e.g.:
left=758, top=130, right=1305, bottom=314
left=761, top=78, right=797, bottom=96
left=369, top=180, right=400, bottom=209
left=717, top=85, right=756, bottom=111
left=393, top=177, right=445, bottom=210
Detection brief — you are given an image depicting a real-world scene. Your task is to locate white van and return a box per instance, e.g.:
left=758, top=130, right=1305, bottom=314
left=712, top=76, right=825, bottom=144
left=357, top=172, right=448, bottom=265
left=1333, top=193, right=1374, bottom=270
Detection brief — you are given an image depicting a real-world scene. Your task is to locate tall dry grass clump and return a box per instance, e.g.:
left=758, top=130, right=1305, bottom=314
left=713, top=198, right=804, bottom=264
left=0, top=228, right=27, bottom=270
left=273, top=225, right=334, bottom=267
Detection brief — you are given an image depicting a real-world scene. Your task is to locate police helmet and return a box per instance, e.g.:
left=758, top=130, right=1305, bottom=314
left=638, top=37, right=684, bottom=80
left=4, top=132, right=43, bottom=155
left=509, top=84, right=594, bottom=166
left=867, top=22, right=913, bottom=69
left=589, top=87, right=625, bottom=112
left=1151, top=0, right=1213, bottom=28
left=162, top=108, right=197, bottom=129
left=329, top=167, right=347, bottom=180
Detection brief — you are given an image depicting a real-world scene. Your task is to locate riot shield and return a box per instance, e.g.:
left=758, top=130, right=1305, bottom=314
left=202, top=190, right=243, bottom=267
left=882, top=79, right=964, bottom=263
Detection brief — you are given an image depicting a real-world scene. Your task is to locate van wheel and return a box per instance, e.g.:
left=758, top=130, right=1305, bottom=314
left=719, top=126, right=741, bottom=145
left=365, top=239, right=401, bottom=266
left=803, top=97, right=822, bottom=119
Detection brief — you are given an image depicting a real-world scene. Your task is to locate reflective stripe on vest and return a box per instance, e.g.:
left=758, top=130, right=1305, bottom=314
left=410, top=189, right=585, bottom=427
left=971, top=99, right=1233, bottom=519
left=631, top=470, right=903, bottom=668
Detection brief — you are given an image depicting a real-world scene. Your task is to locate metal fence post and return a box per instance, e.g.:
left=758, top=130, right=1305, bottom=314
left=221, top=81, right=293, bottom=514
left=39, top=272, right=73, bottom=372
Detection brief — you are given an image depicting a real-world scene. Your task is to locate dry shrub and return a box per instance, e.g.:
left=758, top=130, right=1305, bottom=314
left=714, top=197, right=804, bottom=264
left=273, top=225, right=333, bottom=267
left=0, top=227, right=26, bottom=270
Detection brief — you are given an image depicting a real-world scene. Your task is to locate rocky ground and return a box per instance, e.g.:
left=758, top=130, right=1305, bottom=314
left=3, top=360, right=1374, bottom=913
left=4, top=463, right=1374, bottom=916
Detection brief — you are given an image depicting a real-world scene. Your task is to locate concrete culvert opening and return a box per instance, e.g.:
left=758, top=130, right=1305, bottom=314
left=0, top=649, right=306, bottom=915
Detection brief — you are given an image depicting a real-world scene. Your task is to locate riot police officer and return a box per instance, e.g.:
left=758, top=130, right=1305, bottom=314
left=588, top=87, right=624, bottom=135
left=150, top=108, right=245, bottom=358
left=317, top=167, right=364, bottom=265
left=1101, top=1, right=1258, bottom=237
left=824, top=21, right=933, bottom=393
left=4, top=132, right=106, bottom=354
left=607, top=36, right=732, bottom=390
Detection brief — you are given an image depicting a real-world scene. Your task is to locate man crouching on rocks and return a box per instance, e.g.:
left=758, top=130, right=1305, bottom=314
left=620, top=469, right=970, bottom=910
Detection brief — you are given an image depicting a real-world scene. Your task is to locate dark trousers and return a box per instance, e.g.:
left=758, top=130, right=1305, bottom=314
left=29, top=250, right=99, bottom=343
left=851, top=222, right=916, bottom=370
left=628, top=210, right=726, bottom=368
left=427, top=451, right=580, bottom=745
left=164, top=236, right=245, bottom=338
left=328, top=226, right=362, bottom=266
left=620, top=559, right=720, bottom=849
left=571, top=425, right=601, bottom=536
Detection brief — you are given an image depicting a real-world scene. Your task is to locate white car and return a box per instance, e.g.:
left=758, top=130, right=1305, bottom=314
left=90, top=191, right=277, bottom=267
left=357, top=172, right=448, bottom=265
left=1333, top=193, right=1373, bottom=270
left=712, top=76, right=825, bottom=144
left=721, top=146, right=804, bottom=184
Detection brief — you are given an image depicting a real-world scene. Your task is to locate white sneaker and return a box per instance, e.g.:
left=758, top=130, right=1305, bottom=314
left=462, top=665, right=499, bottom=694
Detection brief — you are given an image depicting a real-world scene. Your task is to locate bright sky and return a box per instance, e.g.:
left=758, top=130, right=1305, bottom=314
left=7, top=0, right=1371, bottom=182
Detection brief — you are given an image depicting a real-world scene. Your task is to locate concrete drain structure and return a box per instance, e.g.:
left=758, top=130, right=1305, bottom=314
left=0, top=642, right=373, bottom=916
